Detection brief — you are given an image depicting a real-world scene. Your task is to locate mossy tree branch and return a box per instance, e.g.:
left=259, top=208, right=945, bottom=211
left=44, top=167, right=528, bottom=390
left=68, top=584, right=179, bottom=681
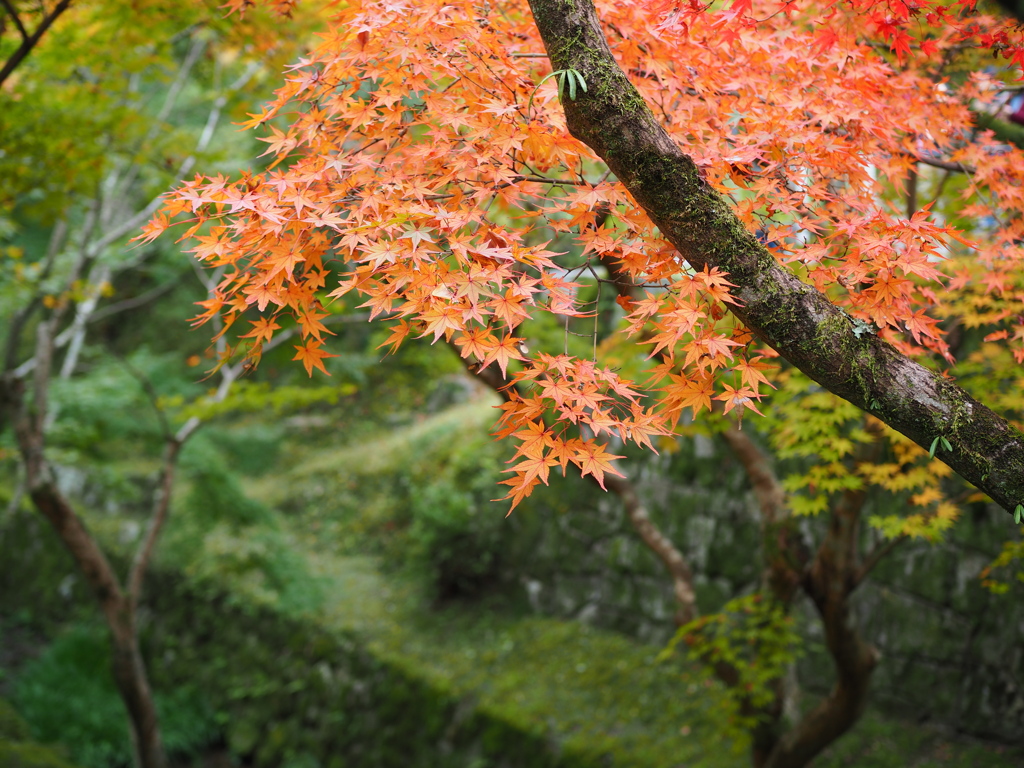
left=526, top=0, right=1024, bottom=519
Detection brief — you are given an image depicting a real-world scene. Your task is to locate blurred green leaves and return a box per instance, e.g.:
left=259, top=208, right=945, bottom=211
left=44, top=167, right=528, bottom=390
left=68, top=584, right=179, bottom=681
left=12, top=625, right=216, bottom=768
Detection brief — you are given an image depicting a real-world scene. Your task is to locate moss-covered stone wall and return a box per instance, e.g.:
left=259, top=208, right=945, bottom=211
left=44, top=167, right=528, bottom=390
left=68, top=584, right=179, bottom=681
left=519, top=441, right=1024, bottom=743
left=262, top=405, right=1024, bottom=745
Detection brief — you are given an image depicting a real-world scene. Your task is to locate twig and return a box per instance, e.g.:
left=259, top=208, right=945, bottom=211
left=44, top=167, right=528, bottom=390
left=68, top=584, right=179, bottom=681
left=0, top=0, right=74, bottom=88
left=88, top=279, right=181, bottom=322
left=108, top=347, right=173, bottom=440
left=914, top=154, right=973, bottom=174
left=0, top=0, right=29, bottom=40
left=127, top=437, right=181, bottom=606
left=516, top=174, right=592, bottom=187
left=853, top=533, right=908, bottom=588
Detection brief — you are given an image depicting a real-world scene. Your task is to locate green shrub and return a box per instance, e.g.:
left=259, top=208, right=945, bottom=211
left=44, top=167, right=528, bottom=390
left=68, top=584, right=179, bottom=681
left=402, top=431, right=511, bottom=600
left=163, top=444, right=325, bottom=616
left=0, top=697, right=31, bottom=741
left=408, top=479, right=507, bottom=599
left=12, top=625, right=216, bottom=768
left=0, top=741, right=79, bottom=768
left=204, top=423, right=284, bottom=476
left=180, top=442, right=276, bottom=528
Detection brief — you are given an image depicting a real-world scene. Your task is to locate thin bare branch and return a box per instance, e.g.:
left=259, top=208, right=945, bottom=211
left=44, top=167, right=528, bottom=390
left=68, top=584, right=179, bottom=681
left=59, top=264, right=111, bottom=379
left=127, top=438, right=181, bottom=607
left=112, top=347, right=173, bottom=439
left=89, top=59, right=261, bottom=256
left=30, top=319, right=56, bottom=438
left=155, top=34, right=206, bottom=125
left=853, top=534, right=908, bottom=589
left=914, top=154, right=972, bottom=174
left=89, top=279, right=181, bottom=323
left=0, top=0, right=74, bottom=88
left=1, top=0, right=29, bottom=40
left=603, top=472, right=699, bottom=625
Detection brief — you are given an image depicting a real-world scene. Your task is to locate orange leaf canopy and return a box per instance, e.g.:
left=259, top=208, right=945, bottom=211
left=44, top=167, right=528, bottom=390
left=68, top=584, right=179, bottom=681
left=161, top=0, right=1024, bottom=505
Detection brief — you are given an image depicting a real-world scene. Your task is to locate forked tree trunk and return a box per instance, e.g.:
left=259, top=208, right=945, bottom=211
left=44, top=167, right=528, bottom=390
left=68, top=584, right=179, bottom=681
left=766, top=483, right=880, bottom=766
left=721, top=423, right=884, bottom=768
left=7, top=329, right=170, bottom=768
left=21, top=458, right=169, bottom=768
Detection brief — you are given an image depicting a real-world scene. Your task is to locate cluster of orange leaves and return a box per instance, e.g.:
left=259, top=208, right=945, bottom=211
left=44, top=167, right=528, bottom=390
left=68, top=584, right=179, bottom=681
left=141, top=0, right=1024, bottom=508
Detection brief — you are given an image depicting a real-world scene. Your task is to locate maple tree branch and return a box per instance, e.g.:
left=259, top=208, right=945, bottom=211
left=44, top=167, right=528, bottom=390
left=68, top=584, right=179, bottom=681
left=912, top=154, right=973, bottom=174
left=423, top=171, right=595, bottom=200
left=515, top=173, right=592, bottom=186
left=527, top=0, right=1024, bottom=518
left=0, top=0, right=29, bottom=40
left=0, top=0, right=74, bottom=88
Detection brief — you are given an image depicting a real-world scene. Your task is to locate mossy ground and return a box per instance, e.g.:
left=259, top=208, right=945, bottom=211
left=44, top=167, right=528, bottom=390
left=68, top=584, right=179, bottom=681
left=2, top=401, right=1022, bottom=767
left=0, top=698, right=81, bottom=768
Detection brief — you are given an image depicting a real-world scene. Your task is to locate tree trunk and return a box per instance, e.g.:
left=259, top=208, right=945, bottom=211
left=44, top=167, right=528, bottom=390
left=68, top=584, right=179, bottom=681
left=762, top=489, right=878, bottom=768
left=8, top=371, right=169, bottom=768
left=111, top=617, right=167, bottom=768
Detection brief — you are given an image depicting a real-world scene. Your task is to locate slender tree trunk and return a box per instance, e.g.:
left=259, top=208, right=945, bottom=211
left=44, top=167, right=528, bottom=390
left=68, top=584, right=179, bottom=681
left=6, top=330, right=170, bottom=768
left=19, top=441, right=168, bottom=768
left=110, top=616, right=167, bottom=768
left=761, top=488, right=878, bottom=768
left=20, top=451, right=169, bottom=768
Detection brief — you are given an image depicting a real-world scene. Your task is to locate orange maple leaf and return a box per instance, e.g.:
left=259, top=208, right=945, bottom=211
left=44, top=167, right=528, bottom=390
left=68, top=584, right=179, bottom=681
left=292, top=340, right=336, bottom=376
left=240, top=317, right=281, bottom=344
left=572, top=441, right=625, bottom=490
left=482, top=335, right=525, bottom=378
